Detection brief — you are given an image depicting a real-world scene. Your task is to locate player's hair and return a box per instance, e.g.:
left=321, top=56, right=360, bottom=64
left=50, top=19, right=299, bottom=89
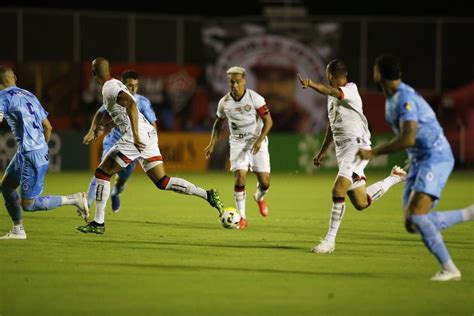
left=327, top=59, right=347, bottom=78
left=121, top=70, right=139, bottom=82
left=0, top=65, right=15, bottom=83
left=375, top=54, right=401, bottom=80
left=226, top=66, right=246, bottom=77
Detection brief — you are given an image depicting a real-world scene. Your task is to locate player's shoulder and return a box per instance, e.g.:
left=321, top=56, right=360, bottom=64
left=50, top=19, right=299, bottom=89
left=135, top=93, right=151, bottom=105
left=245, top=89, right=265, bottom=103
left=341, top=82, right=359, bottom=92
left=219, top=93, right=232, bottom=105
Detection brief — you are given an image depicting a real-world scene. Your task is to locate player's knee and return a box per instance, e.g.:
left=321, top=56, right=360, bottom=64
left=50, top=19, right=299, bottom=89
left=22, top=200, right=35, bottom=212
left=405, top=217, right=418, bottom=234
left=155, top=175, right=170, bottom=190
left=95, top=168, right=112, bottom=181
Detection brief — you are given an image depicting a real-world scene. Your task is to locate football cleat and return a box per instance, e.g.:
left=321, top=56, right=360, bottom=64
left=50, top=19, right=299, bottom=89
left=0, top=229, right=27, bottom=240
left=76, top=221, right=105, bottom=235
left=207, top=189, right=224, bottom=216
left=311, top=239, right=335, bottom=254
left=254, top=193, right=269, bottom=217
left=238, top=217, right=248, bottom=230
left=76, top=192, right=90, bottom=222
left=390, top=165, right=407, bottom=182
left=430, top=269, right=461, bottom=281
left=111, top=194, right=121, bottom=213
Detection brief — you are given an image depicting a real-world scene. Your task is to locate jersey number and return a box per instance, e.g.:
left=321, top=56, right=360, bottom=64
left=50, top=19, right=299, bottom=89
left=26, top=102, right=40, bottom=129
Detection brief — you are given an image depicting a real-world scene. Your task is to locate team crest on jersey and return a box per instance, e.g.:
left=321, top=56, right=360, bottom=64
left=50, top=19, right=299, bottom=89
left=244, top=104, right=252, bottom=112
left=404, top=102, right=412, bottom=112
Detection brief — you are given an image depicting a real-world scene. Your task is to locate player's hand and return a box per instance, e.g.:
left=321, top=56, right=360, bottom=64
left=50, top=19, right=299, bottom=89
left=204, top=144, right=214, bottom=160
left=313, top=152, right=325, bottom=168
left=252, top=140, right=262, bottom=155
left=357, top=148, right=374, bottom=160
left=298, top=73, right=312, bottom=89
left=83, top=131, right=96, bottom=145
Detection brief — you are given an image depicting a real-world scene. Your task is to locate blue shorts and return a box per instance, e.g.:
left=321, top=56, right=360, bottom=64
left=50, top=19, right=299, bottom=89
left=6, top=147, right=49, bottom=199
left=403, top=156, right=454, bottom=208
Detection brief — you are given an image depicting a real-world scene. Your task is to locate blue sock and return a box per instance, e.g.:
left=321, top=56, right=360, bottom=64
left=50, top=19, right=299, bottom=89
left=87, top=177, right=96, bottom=208
left=410, top=214, right=452, bottom=265
left=427, top=211, right=464, bottom=231
left=23, top=196, right=63, bottom=212
left=111, top=182, right=126, bottom=196
left=2, top=187, right=22, bottom=221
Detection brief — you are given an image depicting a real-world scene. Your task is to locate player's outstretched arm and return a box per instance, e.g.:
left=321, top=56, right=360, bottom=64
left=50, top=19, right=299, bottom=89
left=205, top=117, right=225, bottom=159
left=298, top=73, right=341, bottom=98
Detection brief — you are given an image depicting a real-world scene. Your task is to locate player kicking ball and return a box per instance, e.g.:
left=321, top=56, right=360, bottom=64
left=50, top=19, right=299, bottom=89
left=205, top=66, right=273, bottom=229
left=76, top=57, right=224, bottom=234
left=299, top=59, right=406, bottom=254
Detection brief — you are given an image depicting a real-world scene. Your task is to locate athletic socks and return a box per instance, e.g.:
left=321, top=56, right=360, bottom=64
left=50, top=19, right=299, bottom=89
left=234, top=185, right=246, bottom=219
left=325, top=197, right=345, bottom=243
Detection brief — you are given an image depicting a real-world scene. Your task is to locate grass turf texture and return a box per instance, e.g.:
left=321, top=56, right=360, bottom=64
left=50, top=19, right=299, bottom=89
left=1, top=170, right=473, bottom=315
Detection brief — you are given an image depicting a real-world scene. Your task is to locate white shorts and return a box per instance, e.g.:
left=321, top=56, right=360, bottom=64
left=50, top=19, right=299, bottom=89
left=335, top=142, right=370, bottom=190
left=104, top=129, right=163, bottom=172
left=229, top=137, right=270, bottom=173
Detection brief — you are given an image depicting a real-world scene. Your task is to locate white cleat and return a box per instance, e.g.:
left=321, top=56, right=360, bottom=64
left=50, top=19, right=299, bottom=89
left=311, top=239, right=335, bottom=254
left=430, top=269, right=461, bottom=281
left=1, top=229, right=27, bottom=240
left=390, top=165, right=407, bottom=182
left=76, top=192, right=90, bottom=222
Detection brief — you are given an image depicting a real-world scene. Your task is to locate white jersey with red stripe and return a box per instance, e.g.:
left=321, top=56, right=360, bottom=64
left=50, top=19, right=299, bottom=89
left=102, top=78, right=154, bottom=142
left=217, top=89, right=269, bottom=142
left=327, top=82, right=371, bottom=147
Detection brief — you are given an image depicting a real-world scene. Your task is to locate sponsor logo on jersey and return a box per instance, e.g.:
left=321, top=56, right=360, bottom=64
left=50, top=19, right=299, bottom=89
left=404, top=102, right=412, bottom=112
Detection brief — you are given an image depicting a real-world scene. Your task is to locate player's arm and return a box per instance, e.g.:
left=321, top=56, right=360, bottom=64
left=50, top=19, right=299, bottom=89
left=83, top=108, right=107, bottom=144
left=117, top=91, right=145, bottom=150
left=314, top=123, right=333, bottom=167
left=252, top=110, right=273, bottom=155
left=298, top=73, right=341, bottom=98
left=204, top=117, right=226, bottom=159
left=41, top=118, right=53, bottom=143
left=358, top=121, right=417, bottom=159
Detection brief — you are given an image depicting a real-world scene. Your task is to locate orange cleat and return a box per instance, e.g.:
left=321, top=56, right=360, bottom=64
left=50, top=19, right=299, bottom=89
left=254, top=195, right=269, bottom=217
left=238, top=217, right=248, bottom=230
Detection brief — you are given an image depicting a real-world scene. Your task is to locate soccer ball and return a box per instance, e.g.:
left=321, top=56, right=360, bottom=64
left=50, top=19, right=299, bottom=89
left=220, top=207, right=241, bottom=229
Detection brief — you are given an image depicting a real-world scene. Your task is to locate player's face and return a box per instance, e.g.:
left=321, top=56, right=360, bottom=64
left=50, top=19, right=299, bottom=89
left=125, top=79, right=139, bottom=95
left=228, top=74, right=246, bottom=98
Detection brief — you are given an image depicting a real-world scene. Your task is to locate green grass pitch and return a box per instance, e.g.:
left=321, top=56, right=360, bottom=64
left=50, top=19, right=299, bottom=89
left=0, top=170, right=473, bottom=315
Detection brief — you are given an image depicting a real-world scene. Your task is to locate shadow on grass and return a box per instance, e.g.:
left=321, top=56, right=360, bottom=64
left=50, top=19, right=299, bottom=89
left=79, top=260, right=378, bottom=278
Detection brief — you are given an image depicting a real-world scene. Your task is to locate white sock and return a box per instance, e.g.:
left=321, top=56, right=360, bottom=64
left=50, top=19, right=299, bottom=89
left=442, top=259, right=459, bottom=273
left=94, top=178, right=110, bottom=224
left=325, top=200, right=345, bottom=243
left=254, top=184, right=269, bottom=201
left=366, top=175, right=401, bottom=202
left=61, top=193, right=79, bottom=206
left=165, top=177, right=207, bottom=199
left=234, top=190, right=246, bottom=219
left=462, top=205, right=474, bottom=221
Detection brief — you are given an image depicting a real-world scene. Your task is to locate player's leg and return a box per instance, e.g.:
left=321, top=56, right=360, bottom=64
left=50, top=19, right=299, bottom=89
left=0, top=154, right=24, bottom=239
left=144, top=159, right=223, bottom=215
left=19, top=148, right=89, bottom=220
left=406, top=159, right=461, bottom=281
left=252, top=140, right=271, bottom=217
left=76, top=154, right=123, bottom=234
left=365, top=165, right=406, bottom=203
left=110, top=160, right=137, bottom=213
left=253, top=172, right=270, bottom=217
left=312, top=175, right=352, bottom=254
left=233, top=169, right=248, bottom=229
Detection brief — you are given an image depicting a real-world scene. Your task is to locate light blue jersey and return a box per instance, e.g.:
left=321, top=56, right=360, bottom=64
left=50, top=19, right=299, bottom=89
left=0, top=86, right=48, bottom=152
left=0, top=86, right=49, bottom=199
left=385, top=82, right=454, bottom=206
left=101, top=93, right=156, bottom=157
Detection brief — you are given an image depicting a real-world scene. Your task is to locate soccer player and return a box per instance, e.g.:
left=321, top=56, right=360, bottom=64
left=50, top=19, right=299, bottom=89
left=299, top=59, right=406, bottom=254
left=205, top=66, right=273, bottom=230
left=84, top=70, right=157, bottom=213
left=0, top=66, right=89, bottom=240
left=77, top=57, right=224, bottom=234
left=358, top=54, right=474, bottom=281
